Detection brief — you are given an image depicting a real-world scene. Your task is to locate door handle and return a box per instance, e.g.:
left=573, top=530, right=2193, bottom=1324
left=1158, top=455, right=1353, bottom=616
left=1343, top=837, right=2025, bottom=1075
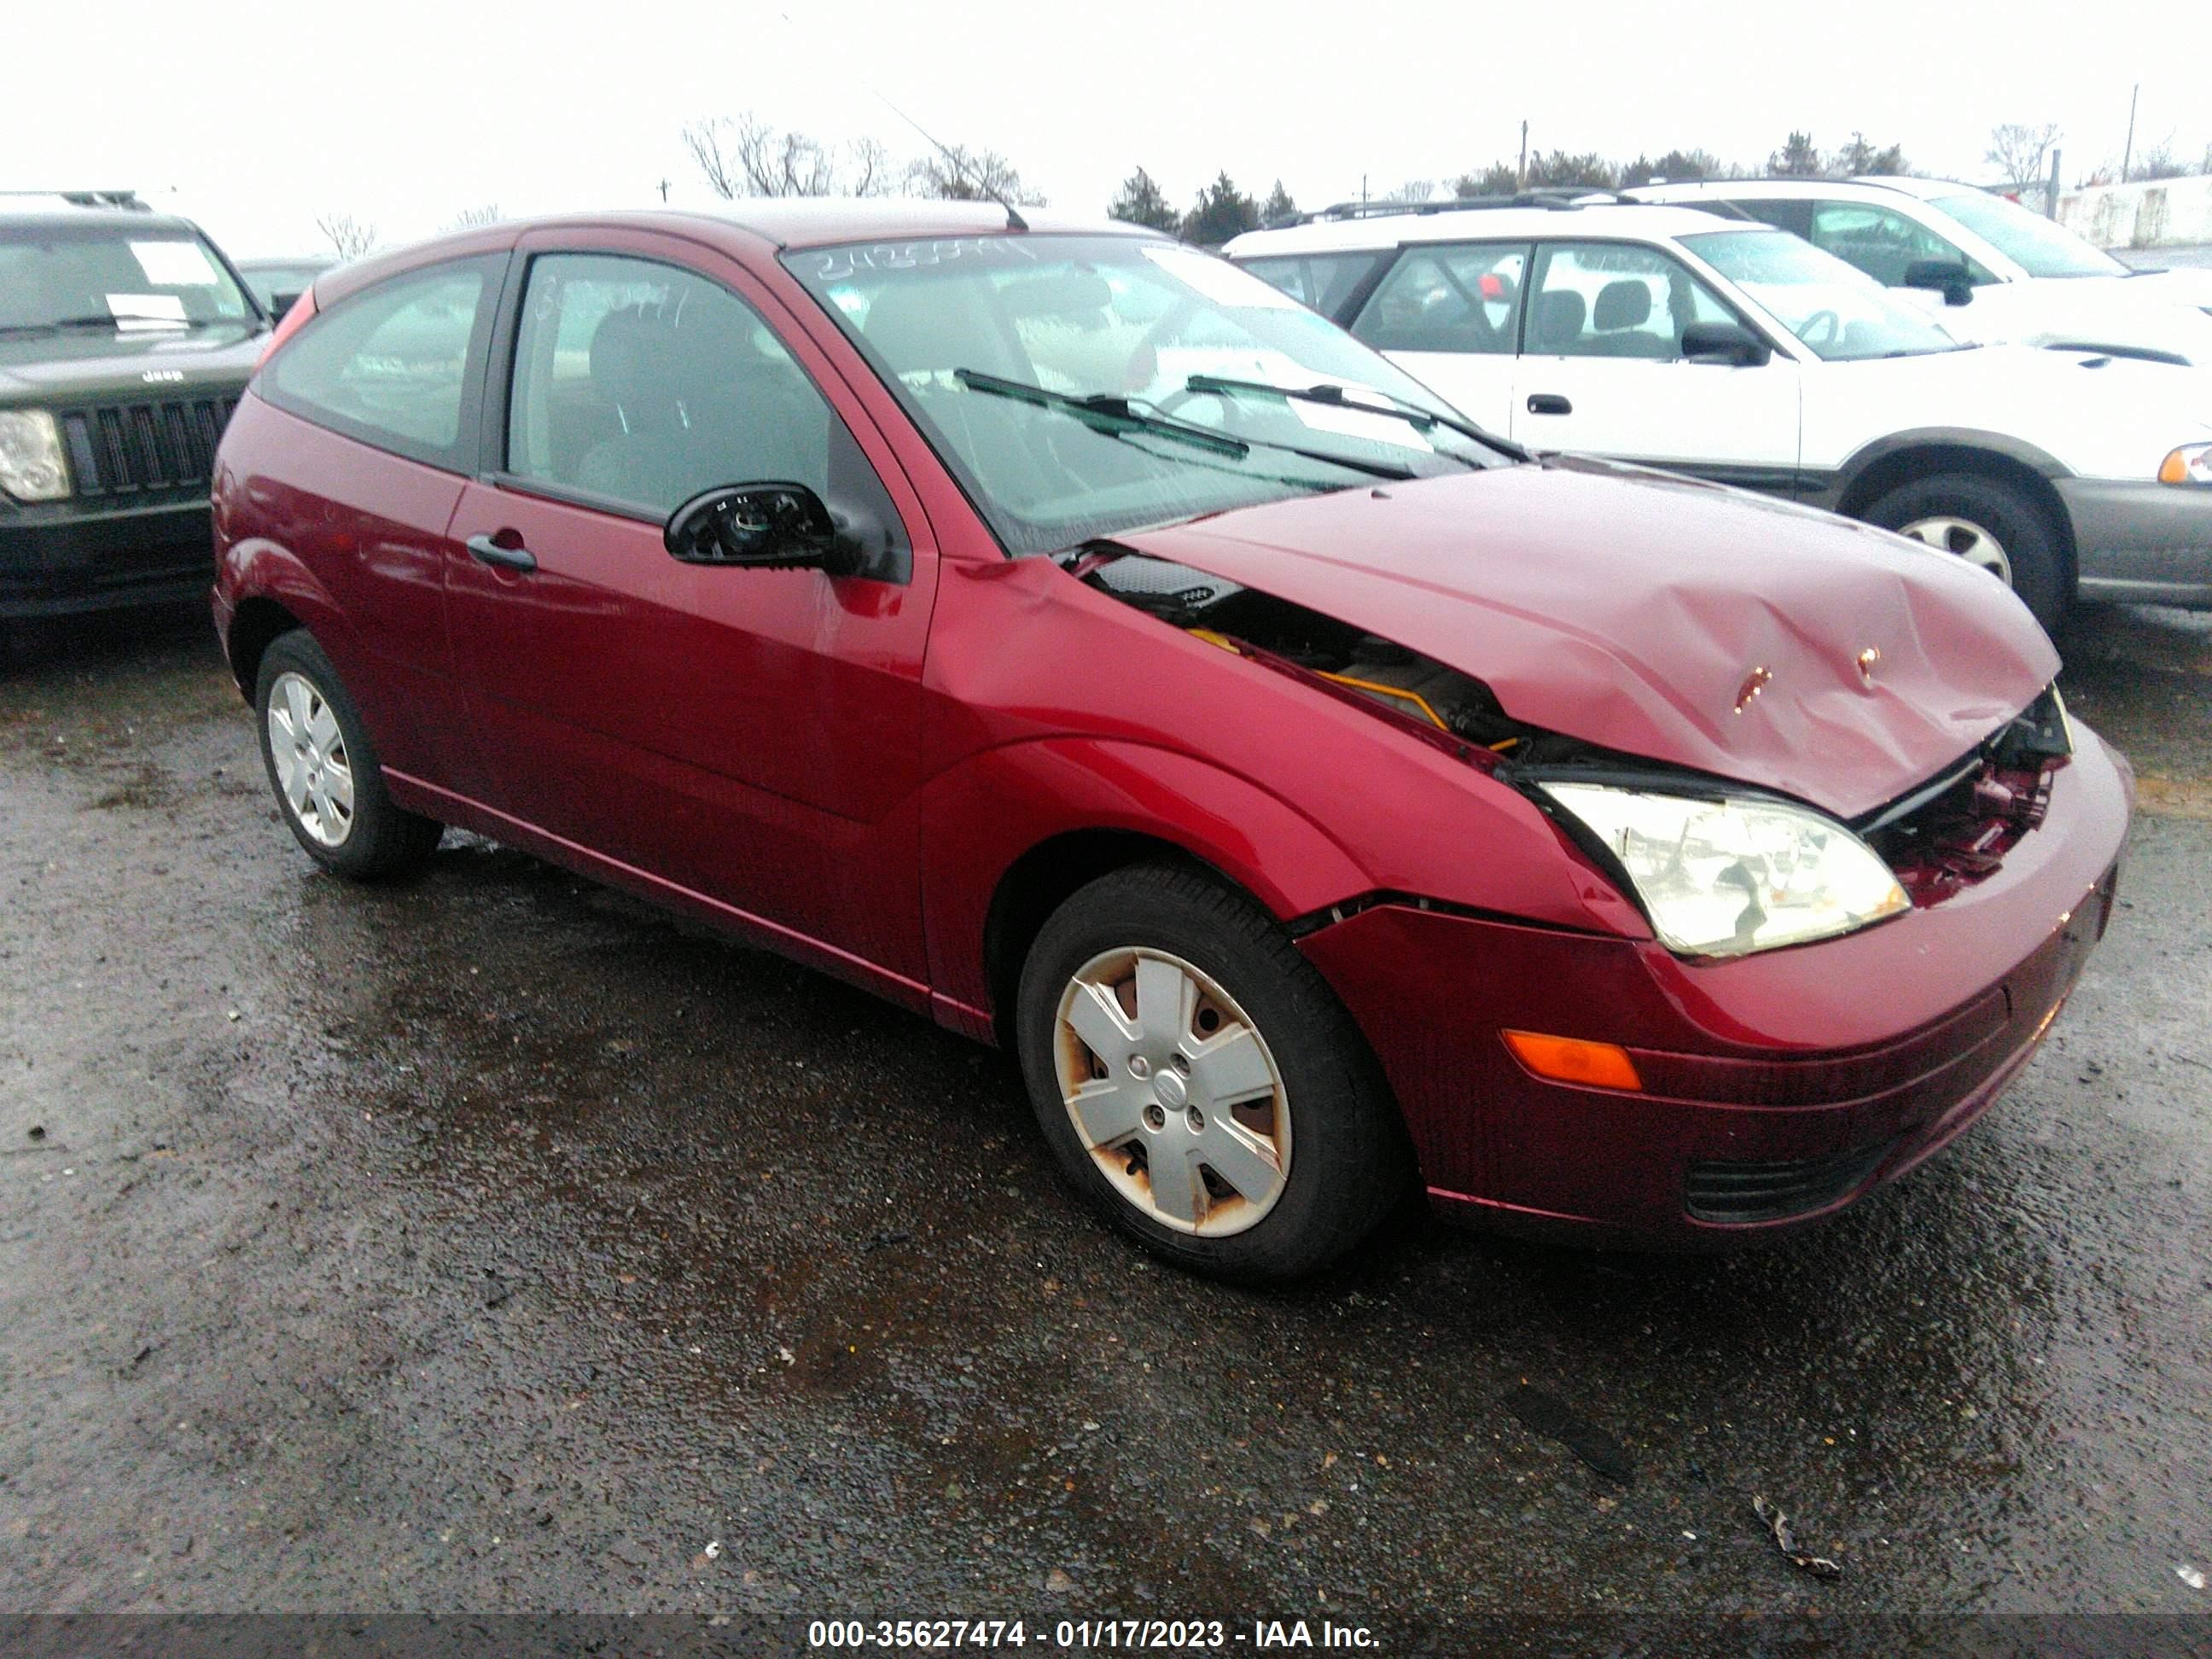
left=1526, top=393, right=1573, bottom=416
left=466, top=533, right=537, bottom=573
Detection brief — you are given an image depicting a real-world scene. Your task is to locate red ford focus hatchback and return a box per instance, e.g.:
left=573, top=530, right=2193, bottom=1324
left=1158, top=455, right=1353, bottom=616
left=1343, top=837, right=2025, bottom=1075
left=211, top=201, right=2129, bottom=1280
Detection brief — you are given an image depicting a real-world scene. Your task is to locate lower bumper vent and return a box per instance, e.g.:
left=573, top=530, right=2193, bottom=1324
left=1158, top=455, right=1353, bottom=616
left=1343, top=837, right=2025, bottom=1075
left=1685, top=1140, right=1895, bottom=1225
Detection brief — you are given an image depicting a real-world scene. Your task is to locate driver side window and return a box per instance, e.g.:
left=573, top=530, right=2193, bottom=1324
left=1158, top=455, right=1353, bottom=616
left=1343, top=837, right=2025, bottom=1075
left=506, top=253, right=834, bottom=516
left=1526, top=242, right=1733, bottom=360
left=1807, top=203, right=1993, bottom=288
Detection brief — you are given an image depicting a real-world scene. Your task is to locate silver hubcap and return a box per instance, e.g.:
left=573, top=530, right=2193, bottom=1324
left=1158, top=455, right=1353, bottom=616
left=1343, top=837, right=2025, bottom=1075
left=266, top=671, right=355, bottom=848
left=1898, top=515, right=2013, bottom=585
left=1054, top=948, right=1291, bottom=1237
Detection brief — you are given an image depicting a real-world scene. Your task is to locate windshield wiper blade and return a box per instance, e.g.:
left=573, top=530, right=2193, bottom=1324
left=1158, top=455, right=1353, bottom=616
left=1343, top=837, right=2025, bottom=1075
left=955, top=369, right=1416, bottom=480
left=1185, top=373, right=1523, bottom=458
left=0, top=314, right=189, bottom=337
left=954, top=369, right=1249, bottom=457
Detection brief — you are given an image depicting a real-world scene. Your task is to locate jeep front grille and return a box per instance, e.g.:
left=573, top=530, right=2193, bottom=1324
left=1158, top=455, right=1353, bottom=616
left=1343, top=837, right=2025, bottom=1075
left=59, top=396, right=239, bottom=498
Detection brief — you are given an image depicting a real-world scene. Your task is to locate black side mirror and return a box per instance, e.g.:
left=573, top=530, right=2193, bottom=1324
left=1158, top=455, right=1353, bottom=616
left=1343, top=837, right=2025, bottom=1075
left=664, top=482, right=864, bottom=576
left=1902, top=260, right=1974, bottom=306
left=268, top=290, right=304, bottom=320
left=1680, top=320, right=1773, bottom=366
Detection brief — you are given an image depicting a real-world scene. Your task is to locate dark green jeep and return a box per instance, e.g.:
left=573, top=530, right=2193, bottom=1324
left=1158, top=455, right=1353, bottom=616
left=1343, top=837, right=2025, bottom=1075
left=1, top=192, right=268, bottom=618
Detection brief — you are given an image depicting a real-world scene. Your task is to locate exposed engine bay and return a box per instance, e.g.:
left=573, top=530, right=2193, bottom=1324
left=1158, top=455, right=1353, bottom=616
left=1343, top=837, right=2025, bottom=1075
left=1065, top=544, right=1560, bottom=760
left=1854, top=684, right=2075, bottom=905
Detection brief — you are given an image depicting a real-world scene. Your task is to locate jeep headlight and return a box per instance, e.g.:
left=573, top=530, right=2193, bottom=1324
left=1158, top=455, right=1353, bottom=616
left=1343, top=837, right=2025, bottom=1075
left=1538, top=782, right=1908, bottom=958
left=0, top=410, right=71, bottom=502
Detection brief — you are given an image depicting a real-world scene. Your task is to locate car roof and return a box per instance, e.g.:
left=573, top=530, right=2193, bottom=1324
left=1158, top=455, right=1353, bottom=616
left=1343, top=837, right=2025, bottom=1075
left=316, top=200, right=1167, bottom=310
left=1225, top=201, right=1767, bottom=257
left=0, top=192, right=200, bottom=236
left=1630, top=176, right=1986, bottom=205
left=662, top=197, right=1154, bottom=249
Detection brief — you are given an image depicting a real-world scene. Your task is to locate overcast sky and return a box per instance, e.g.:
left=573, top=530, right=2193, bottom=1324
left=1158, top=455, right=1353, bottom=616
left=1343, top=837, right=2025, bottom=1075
left=9, top=0, right=2201, bottom=260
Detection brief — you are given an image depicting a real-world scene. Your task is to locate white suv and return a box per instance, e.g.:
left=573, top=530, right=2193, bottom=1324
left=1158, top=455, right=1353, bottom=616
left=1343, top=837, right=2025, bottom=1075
left=1628, top=176, right=2212, bottom=369
left=1225, top=201, right=2212, bottom=628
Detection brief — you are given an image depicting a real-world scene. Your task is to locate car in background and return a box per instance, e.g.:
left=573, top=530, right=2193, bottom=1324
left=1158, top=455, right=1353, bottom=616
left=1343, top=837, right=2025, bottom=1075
left=235, top=256, right=332, bottom=323
left=1628, top=176, right=2212, bottom=368
left=1, top=189, right=267, bottom=618
left=211, top=200, right=2127, bottom=1279
left=1228, top=201, right=2212, bottom=628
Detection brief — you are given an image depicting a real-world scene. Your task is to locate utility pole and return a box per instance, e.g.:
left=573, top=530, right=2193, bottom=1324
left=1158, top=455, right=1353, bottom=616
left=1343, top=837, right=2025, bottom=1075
left=1517, top=120, right=1529, bottom=191
left=656, top=178, right=671, bottom=202
left=1360, top=173, right=1367, bottom=210
left=2121, top=84, right=2139, bottom=183
left=2046, top=147, right=2062, bottom=218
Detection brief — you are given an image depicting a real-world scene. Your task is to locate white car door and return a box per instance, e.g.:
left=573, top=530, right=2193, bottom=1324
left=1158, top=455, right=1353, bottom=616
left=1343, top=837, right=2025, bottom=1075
left=1347, top=241, right=1529, bottom=438
left=1511, top=240, right=1802, bottom=490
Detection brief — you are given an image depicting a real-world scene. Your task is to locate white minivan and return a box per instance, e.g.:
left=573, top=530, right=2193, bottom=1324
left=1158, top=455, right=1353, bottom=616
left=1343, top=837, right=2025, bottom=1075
left=1627, top=176, right=2212, bottom=369
left=1225, top=201, right=2212, bottom=628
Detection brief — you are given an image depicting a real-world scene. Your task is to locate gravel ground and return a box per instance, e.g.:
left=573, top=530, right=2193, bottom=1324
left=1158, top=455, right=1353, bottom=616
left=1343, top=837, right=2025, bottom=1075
left=3, top=600, right=2209, bottom=1650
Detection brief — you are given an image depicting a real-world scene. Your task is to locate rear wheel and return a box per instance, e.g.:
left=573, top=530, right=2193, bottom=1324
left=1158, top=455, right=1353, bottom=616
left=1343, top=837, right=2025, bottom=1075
left=253, top=631, right=442, bottom=879
left=1862, top=472, right=2067, bottom=632
left=1015, top=862, right=1408, bottom=1282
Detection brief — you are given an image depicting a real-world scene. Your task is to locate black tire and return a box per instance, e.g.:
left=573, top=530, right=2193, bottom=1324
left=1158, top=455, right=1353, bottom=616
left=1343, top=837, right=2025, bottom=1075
left=253, top=630, right=442, bottom=879
left=1861, top=471, right=2068, bottom=633
left=1015, top=861, right=1410, bottom=1283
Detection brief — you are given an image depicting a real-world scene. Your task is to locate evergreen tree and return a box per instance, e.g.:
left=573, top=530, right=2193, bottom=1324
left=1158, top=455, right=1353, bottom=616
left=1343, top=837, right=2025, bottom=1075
left=1771, top=131, right=1823, bottom=177
left=1108, top=167, right=1181, bottom=233
left=1182, top=172, right=1260, bottom=247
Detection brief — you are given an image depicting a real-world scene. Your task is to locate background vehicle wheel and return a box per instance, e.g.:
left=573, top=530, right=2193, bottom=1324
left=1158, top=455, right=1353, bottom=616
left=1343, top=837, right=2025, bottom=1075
left=1015, top=862, right=1410, bottom=1283
left=1863, top=472, right=2067, bottom=633
left=253, top=631, right=442, bottom=879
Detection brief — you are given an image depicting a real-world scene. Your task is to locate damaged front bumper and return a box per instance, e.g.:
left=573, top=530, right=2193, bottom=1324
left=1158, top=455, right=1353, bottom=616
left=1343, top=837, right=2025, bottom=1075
left=1295, top=724, right=2133, bottom=1248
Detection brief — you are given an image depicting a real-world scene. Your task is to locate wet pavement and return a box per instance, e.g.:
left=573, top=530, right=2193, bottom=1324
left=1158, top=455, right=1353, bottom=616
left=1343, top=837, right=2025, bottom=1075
left=2, top=600, right=2209, bottom=1636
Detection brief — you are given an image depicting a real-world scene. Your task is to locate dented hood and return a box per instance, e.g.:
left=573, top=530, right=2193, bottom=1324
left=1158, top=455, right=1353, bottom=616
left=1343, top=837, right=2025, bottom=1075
left=1120, top=459, right=2059, bottom=821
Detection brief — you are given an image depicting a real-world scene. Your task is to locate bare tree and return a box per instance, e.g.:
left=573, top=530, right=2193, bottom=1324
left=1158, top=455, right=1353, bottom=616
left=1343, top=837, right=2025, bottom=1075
left=2133, top=135, right=2188, bottom=181
left=316, top=213, right=377, bottom=260
left=443, top=203, right=502, bottom=230
left=1987, top=123, right=2060, bottom=191
left=907, top=143, right=1044, bottom=207
left=1392, top=178, right=1435, bottom=204
left=681, top=118, right=744, bottom=197
left=847, top=137, right=895, bottom=197
left=683, top=114, right=892, bottom=197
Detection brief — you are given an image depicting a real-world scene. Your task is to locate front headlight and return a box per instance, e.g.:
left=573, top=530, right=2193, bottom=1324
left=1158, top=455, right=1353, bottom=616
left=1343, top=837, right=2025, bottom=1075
left=0, top=410, right=71, bottom=502
left=2158, top=443, right=2212, bottom=486
left=1538, top=782, right=1908, bottom=958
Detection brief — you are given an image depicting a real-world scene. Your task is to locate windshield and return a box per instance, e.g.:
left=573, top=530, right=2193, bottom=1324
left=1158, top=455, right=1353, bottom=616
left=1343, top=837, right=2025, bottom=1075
left=239, top=264, right=326, bottom=309
left=1930, top=190, right=2126, bottom=279
left=0, top=225, right=257, bottom=332
left=1685, top=229, right=1965, bottom=359
left=783, top=234, right=1505, bottom=556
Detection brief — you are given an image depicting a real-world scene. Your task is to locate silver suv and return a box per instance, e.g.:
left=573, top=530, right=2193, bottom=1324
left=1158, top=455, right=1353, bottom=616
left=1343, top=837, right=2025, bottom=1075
left=1628, top=176, right=2212, bottom=369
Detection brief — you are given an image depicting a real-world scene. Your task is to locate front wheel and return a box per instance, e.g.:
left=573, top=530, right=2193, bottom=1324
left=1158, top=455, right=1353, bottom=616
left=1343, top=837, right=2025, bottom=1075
left=1862, top=472, right=2068, bottom=633
left=253, top=631, right=443, bottom=879
left=1015, top=863, right=1409, bottom=1282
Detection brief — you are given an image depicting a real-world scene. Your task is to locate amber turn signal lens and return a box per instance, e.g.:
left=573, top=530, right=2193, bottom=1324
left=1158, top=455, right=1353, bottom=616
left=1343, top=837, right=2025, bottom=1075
left=2161, top=445, right=2212, bottom=486
left=1502, top=1030, right=1644, bottom=1091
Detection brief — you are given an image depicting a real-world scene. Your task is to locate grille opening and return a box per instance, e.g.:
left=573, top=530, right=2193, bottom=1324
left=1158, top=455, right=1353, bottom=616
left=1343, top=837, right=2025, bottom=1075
left=1685, top=1139, right=1895, bottom=1225
left=60, top=394, right=239, bottom=498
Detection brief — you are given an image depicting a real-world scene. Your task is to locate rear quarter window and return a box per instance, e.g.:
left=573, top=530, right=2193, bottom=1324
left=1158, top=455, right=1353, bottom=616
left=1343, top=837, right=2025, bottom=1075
left=1237, top=252, right=1387, bottom=320
left=259, top=255, right=502, bottom=469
